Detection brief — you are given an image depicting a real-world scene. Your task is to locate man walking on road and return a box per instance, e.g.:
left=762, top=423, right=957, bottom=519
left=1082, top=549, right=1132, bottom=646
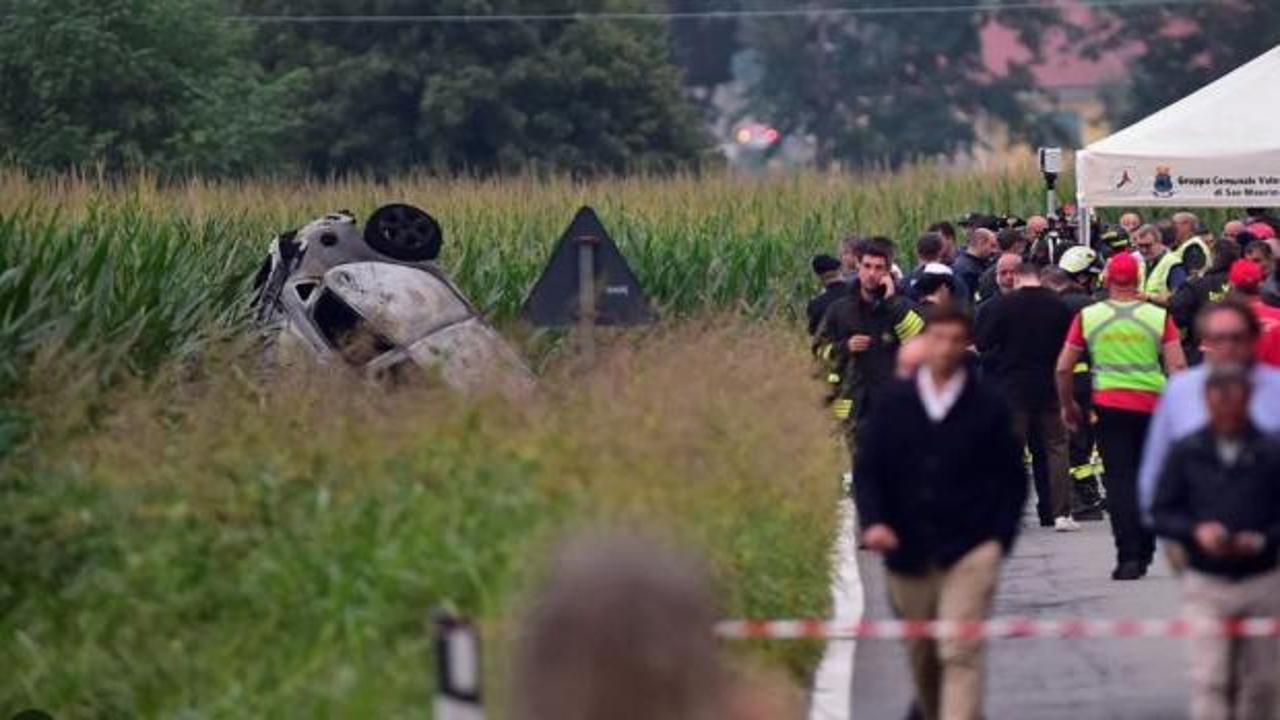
left=1150, top=366, right=1280, bottom=720
left=977, top=263, right=1077, bottom=531
left=857, top=304, right=1027, bottom=720
left=1056, top=253, right=1187, bottom=580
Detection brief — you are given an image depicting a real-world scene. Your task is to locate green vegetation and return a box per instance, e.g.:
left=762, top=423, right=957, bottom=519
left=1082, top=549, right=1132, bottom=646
left=1, top=166, right=1055, bottom=716
left=3, top=321, right=839, bottom=717
left=0, top=166, right=1056, bottom=393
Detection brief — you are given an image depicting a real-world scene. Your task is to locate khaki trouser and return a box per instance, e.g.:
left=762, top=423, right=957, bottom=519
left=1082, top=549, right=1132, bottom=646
left=886, top=540, right=1003, bottom=720
left=1182, top=569, right=1280, bottom=720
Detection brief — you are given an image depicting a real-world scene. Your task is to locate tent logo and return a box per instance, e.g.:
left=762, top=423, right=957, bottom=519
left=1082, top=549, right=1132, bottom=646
left=1153, top=165, right=1176, bottom=198
left=1111, top=166, right=1140, bottom=196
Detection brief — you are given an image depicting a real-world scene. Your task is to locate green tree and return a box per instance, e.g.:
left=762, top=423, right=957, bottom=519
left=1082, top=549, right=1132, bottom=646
left=739, top=0, right=1061, bottom=169
left=0, top=0, right=304, bottom=174
left=241, top=0, right=711, bottom=176
left=1090, top=0, right=1280, bottom=128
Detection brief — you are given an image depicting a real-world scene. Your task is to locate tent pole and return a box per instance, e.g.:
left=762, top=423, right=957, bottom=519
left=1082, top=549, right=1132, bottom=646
left=1078, top=202, right=1092, bottom=251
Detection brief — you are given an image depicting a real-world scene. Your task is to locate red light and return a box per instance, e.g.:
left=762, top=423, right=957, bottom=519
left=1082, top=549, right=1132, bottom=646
left=763, top=128, right=780, bottom=144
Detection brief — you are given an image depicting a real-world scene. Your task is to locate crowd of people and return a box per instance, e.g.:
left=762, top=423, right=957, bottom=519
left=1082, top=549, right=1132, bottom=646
left=808, top=208, right=1280, bottom=720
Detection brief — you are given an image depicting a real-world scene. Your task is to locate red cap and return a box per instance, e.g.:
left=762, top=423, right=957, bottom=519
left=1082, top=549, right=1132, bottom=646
left=1106, top=252, right=1140, bottom=286
left=1247, top=222, right=1277, bottom=240
left=1230, top=259, right=1265, bottom=291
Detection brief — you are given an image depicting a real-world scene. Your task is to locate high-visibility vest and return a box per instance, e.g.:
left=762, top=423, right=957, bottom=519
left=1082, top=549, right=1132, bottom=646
left=1173, top=236, right=1213, bottom=276
left=1140, top=251, right=1182, bottom=296
left=1080, top=300, right=1168, bottom=394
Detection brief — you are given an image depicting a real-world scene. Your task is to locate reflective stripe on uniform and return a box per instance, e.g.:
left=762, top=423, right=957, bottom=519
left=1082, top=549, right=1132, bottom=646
left=832, top=399, right=853, bottom=419
left=1070, top=464, right=1096, bottom=480
left=826, top=373, right=841, bottom=385
left=1090, top=362, right=1163, bottom=373
left=895, top=310, right=925, bottom=340
left=1073, top=362, right=1090, bottom=374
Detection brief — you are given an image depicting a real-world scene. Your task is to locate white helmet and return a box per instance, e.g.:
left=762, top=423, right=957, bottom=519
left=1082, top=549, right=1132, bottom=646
left=1058, top=246, right=1100, bottom=275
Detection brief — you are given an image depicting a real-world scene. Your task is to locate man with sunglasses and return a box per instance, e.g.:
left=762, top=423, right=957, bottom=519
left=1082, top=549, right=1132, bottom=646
left=1139, top=300, right=1280, bottom=532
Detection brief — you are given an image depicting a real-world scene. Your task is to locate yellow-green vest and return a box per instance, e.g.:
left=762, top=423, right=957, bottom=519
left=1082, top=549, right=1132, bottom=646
left=1140, top=251, right=1182, bottom=296
left=1080, top=300, right=1167, bottom=394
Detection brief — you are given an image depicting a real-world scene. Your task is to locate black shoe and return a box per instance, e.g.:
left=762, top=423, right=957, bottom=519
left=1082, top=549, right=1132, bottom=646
left=1039, top=517, right=1055, bottom=528
left=1112, top=561, right=1144, bottom=580
left=1073, top=507, right=1105, bottom=521
left=904, top=703, right=924, bottom=720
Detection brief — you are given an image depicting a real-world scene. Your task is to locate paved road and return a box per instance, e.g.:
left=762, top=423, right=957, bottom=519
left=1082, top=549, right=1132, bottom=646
left=850, top=516, right=1190, bottom=719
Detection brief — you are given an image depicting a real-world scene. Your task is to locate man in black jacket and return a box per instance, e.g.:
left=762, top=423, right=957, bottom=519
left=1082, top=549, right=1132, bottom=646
left=976, top=263, right=1077, bottom=531
left=1042, top=259, right=1106, bottom=520
left=1151, top=365, right=1280, bottom=720
left=857, top=304, right=1027, bottom=720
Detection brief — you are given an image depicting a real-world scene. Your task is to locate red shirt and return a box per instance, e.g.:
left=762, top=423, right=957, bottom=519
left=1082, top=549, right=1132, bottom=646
left=1258, top=328, right=1280, bottom=367
left=1251, top=299, right=1280, bottom=334
left=1064, top=310, right=1180, bottom=414
left=1249, top=300, right=1280, bottom=367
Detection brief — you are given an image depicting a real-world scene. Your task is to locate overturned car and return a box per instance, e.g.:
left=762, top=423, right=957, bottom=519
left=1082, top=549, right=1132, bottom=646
left=252, top=204, right=534, bottom=395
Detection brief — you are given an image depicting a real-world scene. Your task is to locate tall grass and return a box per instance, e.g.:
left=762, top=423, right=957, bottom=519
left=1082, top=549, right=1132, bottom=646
left=2, top=321, right=840, bottom=717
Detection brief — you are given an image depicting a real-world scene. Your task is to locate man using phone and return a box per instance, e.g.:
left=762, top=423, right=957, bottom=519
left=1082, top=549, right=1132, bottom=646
left=815, top=236, right=925, bottom=470
left=1150, top=365, right=1280, bottom=720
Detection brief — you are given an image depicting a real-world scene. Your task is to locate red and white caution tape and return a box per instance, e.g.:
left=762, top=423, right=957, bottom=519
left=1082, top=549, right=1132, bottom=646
left=716, top=617, right=1280, bottom=641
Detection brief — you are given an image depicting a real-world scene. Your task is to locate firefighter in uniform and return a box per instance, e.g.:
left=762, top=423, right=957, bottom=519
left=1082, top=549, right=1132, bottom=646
left=1170, top=238, right=1241, bottom=364
left=806, top=254, right=850, bottom=337
left=1055, top=246, right=1106, bottom=519
left=1174, top=234, right=1214, bottom=279
left=815, top=237, right=925, bottom=475
left=1056, top=253, right=1187, bottom=580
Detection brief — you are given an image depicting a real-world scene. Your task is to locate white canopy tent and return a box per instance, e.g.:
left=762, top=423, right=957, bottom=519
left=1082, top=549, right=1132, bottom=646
left=1076, top=45, right=1280, bottom=225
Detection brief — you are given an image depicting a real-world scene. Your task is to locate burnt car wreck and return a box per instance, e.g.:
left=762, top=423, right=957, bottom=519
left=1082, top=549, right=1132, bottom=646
left=252, top=204, right=534, bottom=395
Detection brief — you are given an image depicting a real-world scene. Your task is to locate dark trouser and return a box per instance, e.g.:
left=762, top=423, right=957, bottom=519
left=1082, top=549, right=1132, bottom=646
left=1068, top=374, right=1104, bottom=514
left=1012, top=407, right=1071, bottom=521
left=1095, top=407, right=1156, bottom=566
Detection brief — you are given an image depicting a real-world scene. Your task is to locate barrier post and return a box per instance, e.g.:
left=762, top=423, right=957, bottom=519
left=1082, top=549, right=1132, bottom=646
left=433, top=610, right=485, bottom=720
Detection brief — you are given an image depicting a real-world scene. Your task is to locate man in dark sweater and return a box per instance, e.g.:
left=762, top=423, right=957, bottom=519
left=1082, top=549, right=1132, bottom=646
left=1151, top=365, right=1280, bottom=720
left=857, top=304, right=1027, bottom=720
left=976, top=262, right=1077, bottom=531
left=952, top=228, right=997, bottom=304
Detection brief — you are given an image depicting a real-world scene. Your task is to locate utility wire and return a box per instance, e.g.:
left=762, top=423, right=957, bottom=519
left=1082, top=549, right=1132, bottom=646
left=226, top=0, right=1217, bottom=24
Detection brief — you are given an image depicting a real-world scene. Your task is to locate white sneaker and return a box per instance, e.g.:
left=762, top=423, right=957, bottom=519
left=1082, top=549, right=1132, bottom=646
left=1054, top=516, right=1082, bottom=532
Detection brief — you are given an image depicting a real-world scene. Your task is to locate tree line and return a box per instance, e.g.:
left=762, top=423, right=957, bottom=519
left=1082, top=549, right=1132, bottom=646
left=0, top=0, right=1274, bottom=177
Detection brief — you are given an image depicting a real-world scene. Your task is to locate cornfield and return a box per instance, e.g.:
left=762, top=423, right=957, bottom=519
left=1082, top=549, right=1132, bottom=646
left=0, top=165, right=1060, bottom=398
